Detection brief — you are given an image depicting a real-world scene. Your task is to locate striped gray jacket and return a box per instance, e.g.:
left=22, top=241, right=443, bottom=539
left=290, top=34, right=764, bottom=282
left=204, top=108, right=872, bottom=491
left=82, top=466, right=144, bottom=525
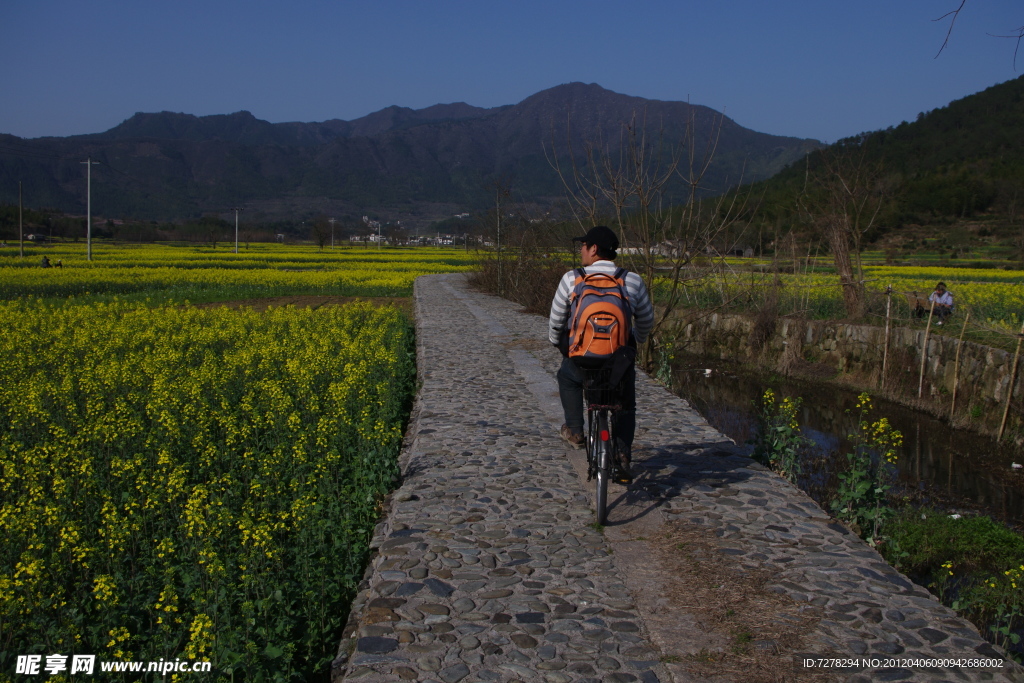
left=547, top=260, right=654, bottom=347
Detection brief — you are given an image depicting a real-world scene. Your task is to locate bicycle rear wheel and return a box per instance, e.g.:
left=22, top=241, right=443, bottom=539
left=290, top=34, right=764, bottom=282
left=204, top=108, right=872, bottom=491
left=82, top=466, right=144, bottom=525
left=593, top=410, right=610, bottom=525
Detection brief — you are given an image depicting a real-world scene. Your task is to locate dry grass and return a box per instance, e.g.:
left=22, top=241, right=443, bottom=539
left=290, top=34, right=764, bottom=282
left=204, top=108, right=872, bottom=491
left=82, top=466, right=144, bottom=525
left=468, top=257, right=567, bottom=316
left=651, top=520, right=840, bottom=683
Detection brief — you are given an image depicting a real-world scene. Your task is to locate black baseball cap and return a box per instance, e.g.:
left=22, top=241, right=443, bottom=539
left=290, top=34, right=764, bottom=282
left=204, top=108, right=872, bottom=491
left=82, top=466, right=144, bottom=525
left=572, top=225, right=619, bottom=252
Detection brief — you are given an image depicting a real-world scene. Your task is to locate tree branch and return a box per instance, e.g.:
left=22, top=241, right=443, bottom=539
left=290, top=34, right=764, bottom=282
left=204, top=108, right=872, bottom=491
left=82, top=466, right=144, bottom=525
left=934, top=0, right=967, bottom=59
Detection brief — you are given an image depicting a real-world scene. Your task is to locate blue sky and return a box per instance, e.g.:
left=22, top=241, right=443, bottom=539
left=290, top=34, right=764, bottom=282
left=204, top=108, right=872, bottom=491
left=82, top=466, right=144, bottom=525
left=1, top=1, right=1020, bottom=142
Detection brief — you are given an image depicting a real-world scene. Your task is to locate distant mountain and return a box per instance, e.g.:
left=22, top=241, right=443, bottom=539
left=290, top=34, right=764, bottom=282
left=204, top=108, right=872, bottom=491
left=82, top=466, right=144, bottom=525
left=93, top=102, right=499, bottom=146
left=0, top=83, right=819, bottom=222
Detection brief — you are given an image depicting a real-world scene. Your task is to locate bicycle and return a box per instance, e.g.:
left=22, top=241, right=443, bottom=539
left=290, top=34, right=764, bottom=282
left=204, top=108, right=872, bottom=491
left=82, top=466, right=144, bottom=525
left=580, top=365, right=628, bottom=525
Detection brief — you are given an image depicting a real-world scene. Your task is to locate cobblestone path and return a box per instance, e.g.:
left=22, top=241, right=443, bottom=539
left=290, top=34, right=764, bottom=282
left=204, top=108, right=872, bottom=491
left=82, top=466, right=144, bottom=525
left=333, top=274, right=1021, bottom=683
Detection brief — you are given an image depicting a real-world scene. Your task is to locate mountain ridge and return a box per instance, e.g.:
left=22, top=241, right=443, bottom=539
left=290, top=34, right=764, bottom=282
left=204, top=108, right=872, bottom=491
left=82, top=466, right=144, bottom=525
left=0, top=83, right=820, bottom=222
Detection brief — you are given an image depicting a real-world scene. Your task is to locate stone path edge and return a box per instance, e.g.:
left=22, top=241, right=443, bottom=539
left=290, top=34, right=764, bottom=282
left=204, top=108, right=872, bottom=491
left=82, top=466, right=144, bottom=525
left=330, top=273, right=433, bottom=665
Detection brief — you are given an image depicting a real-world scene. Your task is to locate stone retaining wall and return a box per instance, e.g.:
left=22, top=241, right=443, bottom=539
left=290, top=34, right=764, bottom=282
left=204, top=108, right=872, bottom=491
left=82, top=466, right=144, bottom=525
left=680, top=313, right=1023, bottom=405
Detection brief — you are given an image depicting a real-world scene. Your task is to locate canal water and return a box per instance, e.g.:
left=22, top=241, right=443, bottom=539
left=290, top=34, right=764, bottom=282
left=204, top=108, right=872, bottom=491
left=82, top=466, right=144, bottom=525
left=668, top=355, right=1024, bottom=526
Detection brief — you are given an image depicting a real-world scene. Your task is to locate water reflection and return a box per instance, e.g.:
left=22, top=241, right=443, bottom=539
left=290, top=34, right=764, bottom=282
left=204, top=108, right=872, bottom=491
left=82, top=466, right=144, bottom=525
left=669, top=356, right=1024, bottom=525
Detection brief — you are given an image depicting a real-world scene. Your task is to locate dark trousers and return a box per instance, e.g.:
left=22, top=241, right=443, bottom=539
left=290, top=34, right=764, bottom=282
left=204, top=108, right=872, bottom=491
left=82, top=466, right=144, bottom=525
left=557, top=357, right=636, bottom=447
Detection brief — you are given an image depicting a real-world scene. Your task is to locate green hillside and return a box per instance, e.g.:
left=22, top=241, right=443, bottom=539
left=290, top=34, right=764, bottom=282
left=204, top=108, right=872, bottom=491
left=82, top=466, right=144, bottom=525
left=736, top=75, right=1024, bottom=256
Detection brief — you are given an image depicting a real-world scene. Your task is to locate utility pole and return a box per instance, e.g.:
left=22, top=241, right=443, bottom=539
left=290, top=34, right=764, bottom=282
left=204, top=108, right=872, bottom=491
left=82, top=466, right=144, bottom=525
left=18, top=181, right=24, bottom=258
left=496, top=186, right=502, bottom=297
left=329, top=218, right=336, bottom=249
left=232, top=207, right=242, bottom=253
left=81, top=158, right=99, bottom=261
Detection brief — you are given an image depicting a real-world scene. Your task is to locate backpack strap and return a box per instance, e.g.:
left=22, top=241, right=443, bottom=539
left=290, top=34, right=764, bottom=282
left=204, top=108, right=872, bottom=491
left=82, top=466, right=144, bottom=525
left=569, top=268, right=587, bottom=303
left=612, top=267, right=630, bottom=298
left=571, top=267, right=587, bottom=289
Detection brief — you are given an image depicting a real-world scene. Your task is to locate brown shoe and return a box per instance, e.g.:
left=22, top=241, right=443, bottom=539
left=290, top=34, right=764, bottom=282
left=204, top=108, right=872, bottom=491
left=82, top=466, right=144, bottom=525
left=560, top=424, right=584, bottom=449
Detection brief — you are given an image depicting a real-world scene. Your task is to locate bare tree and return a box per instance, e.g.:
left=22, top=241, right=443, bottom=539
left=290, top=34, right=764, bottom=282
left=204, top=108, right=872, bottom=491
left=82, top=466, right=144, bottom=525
left=935, top=1, right=1024, bottom=66
left=469, top=183, right=577, bottom=314
left=198, top=215, right=227, bottom=249
left=798, top=147, right=884, bottom=318
left=311, top=215, right=331, bottom=250
left=490, top=179, right=513, bottom=297
left=549, top=109, right=751, bottom=367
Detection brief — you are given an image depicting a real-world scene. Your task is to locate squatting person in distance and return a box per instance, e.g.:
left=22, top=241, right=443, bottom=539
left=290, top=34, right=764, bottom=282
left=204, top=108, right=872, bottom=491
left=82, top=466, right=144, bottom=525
left=929, top=281, right=954, bottom=326
left=548, top=225, right=654, bottom=482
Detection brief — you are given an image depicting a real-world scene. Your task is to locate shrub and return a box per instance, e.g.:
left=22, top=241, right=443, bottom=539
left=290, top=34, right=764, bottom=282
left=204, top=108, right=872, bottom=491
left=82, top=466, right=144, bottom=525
left=831, top=393, right=903, bottom=546
left=749, top=388, right=806, bottom=484
left=884, top=507, right=1024, bottom=576
left=884, top=508, right=1024, bottom=657
left=469, top=254, right=568, bottom=316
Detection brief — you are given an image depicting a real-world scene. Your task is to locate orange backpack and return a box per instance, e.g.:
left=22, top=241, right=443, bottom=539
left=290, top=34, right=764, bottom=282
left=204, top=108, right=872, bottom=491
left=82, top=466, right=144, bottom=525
left=567, top=267, right=633, bottom=366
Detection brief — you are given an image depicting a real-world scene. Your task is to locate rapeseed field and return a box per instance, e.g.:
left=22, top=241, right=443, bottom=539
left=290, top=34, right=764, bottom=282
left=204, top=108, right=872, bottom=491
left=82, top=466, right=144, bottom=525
left=0, top=243, right=473, bottom=302
left=660, top=263, right=1024, bottom=335
left=0, top=244, right=469, bottom=680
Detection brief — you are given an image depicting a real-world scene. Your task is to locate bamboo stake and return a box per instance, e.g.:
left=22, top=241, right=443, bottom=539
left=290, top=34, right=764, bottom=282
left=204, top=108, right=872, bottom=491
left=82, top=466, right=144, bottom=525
left=947, top=440, right=953, bottom=491
left=950, top=310, right=970, bottom=421
left=880, top=284, right=892, bottom=390
left=918, top=300, right=935, bottom=399
left=997, top=322, right=1024, bottom=441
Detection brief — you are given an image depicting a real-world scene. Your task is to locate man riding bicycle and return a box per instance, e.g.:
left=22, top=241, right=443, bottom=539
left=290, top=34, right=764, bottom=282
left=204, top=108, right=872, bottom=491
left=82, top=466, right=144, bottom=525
left=548, top=225, right=654, bottom=483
